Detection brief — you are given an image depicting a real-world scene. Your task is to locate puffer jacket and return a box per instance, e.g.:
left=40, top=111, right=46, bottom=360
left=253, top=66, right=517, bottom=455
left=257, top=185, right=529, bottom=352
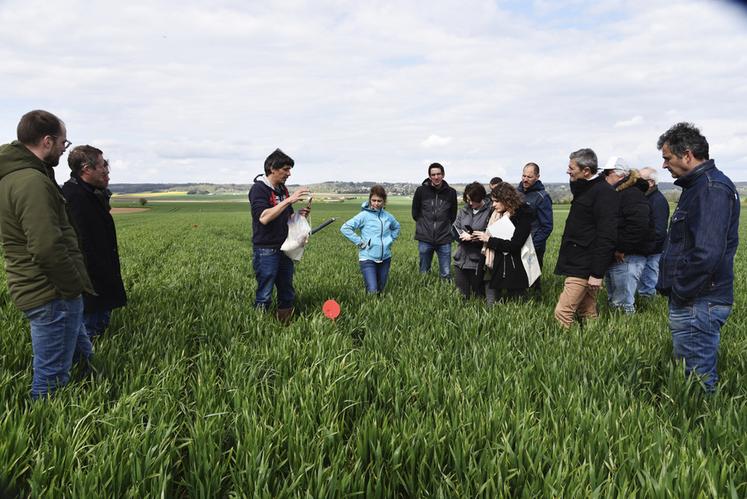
left=411, top=179, right=457, bottom=245
left=612, top=169, right=655, bottom=256
left=341, top=201, right=401, bottom=262
left=453, top=199, right=491, bottom=270
left=0, top=141, right=93, bottom=311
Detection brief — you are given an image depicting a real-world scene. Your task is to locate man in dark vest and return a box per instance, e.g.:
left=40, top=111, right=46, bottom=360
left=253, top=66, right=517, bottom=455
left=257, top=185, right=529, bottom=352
left=63, top=145, right=127, bottom=338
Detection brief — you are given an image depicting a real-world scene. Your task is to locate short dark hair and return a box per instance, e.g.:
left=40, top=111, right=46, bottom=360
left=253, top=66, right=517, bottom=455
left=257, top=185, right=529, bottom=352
left=68, top=145, right=103, bottom=176
left=463, top=181, right=486, bottom=204
left=17, top=110, right=63, bottom=146
left=490, top=182, right=524, bottom=215
left=569, top=148, right=598, bottom=174
left=489, top=176, right=502, bottom=186
left=264, top=148, right=294, bottom=175
left=369, top=184, right=387, bottom=202
left=524, top=162, right=540, bottom=175
left=657, top=122, right=709, bottom=161
left=428, top=162, right=445, bottom=175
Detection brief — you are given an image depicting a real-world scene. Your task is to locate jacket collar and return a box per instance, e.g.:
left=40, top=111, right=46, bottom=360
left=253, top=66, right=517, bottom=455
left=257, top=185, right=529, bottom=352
left=569, top=174, right=604, bottom=197
left=674, top=159, right=715, bottom=189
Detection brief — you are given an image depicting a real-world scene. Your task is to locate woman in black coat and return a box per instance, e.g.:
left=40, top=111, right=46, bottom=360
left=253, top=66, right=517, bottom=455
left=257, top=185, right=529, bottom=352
left=474, top=182, right=535, bottom=305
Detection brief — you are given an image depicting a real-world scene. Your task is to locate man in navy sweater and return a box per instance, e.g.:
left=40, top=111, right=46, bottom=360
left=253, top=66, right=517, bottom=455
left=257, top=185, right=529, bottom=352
left=248, top=149, right=310, bottom=323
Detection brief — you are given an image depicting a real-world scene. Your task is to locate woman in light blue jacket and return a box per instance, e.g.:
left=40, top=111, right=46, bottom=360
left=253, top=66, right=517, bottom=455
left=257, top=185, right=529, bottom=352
left=341, top=185, right=401, bottom=293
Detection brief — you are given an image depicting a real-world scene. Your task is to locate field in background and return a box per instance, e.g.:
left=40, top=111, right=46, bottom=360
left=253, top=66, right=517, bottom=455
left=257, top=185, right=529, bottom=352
left=1, top=201, right=746, bottom=496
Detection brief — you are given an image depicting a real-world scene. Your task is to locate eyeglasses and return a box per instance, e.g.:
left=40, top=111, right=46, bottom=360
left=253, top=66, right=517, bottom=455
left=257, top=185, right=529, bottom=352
left=51, top=136, right=72, bottom=151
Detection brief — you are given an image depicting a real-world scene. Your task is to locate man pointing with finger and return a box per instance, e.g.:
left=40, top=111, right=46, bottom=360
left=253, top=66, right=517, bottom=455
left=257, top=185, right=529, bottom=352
left=249, top=148, right=310, bottom=323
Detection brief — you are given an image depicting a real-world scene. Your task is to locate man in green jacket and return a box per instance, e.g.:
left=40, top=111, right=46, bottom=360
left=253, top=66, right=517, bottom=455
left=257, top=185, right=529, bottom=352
left=0, top=110, right=95, bottom=399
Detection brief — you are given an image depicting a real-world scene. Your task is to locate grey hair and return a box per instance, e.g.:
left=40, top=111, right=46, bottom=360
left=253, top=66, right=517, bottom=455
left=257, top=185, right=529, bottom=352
left=639, top=167, right=658, bottom=184
left=569, top=148, right=598, bottom=174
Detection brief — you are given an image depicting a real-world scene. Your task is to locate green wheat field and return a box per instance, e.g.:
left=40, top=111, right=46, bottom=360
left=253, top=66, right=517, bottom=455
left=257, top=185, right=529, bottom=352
left=1, top=198, right=746, bottom=497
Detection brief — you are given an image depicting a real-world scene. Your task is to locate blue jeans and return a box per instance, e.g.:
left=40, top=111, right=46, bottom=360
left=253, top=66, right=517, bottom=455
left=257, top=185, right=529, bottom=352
left=669, top=299, right=731, bottom=392
left=24, top=296, right=93, bottom=399
left=418, top=241, right=451, bottom=278
left=637, top=253, right=661, bottom=297
left=253, top=247, right=295, bottom=309
left=84, top=309, right=112, bottom=337
left=360, top=258, right=392, bottom=293
left=605, top=254, right=646, bottom=313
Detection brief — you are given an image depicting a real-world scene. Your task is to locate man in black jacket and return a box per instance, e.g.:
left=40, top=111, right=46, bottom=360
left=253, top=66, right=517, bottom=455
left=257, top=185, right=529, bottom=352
left=554, top=148, right=619, bottom=327
left=63, top=145, right=127, bottom=338
left=637, top=167, right=670, bottom=298
left=602, top=158, right=655, bottom=314
left=411, top=162, right=458, bottom=278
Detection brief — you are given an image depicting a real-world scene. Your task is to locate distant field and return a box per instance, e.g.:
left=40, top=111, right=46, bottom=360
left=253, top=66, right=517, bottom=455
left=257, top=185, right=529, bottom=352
left=1, top=202, right=746, bottom=496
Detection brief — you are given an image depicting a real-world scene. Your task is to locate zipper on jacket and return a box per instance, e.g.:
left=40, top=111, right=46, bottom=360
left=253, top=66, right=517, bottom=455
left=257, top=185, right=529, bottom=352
left=378, top=210, right=385, bottom=261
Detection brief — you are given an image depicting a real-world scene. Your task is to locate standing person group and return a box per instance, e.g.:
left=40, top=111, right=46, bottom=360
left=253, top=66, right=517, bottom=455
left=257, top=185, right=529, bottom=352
left=1, top=111, right=739, bottom=398
left=0, top=110, right=129, bottom=399
left=601, top=156, right=655, bottom=314
left=0, top=111, right=95, bottom=399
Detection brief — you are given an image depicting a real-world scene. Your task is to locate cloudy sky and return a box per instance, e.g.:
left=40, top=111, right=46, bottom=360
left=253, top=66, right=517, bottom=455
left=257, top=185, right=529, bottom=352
left=1, top=0, right=746, bottom=184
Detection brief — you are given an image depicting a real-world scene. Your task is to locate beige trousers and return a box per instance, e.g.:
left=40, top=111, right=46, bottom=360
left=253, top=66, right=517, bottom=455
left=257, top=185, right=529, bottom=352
left=554, top=277, right=599, bottom=327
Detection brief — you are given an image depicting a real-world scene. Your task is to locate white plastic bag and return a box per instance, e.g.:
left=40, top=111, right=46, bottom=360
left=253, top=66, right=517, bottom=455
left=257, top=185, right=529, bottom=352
left=281, top=213, right=311, bottom=261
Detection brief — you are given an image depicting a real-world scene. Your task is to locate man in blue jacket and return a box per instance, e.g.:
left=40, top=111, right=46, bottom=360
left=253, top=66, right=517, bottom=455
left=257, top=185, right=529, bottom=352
left=517, top=162, right=553, bottom=292
left=656, top=123, right=740, bottom=392
left=636, top=167, right=670, bottom=298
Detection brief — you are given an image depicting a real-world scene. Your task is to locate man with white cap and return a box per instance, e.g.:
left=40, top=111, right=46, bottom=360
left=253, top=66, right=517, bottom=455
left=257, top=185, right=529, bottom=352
left=603, top=156, right=655, bottom=313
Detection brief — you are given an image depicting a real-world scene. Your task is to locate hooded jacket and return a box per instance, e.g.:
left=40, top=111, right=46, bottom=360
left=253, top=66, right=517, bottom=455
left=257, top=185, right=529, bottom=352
left=517, top=179, right=553, bottom=253
left=0, top=141, right=93, bottom=311
left=554, top=175, right=619, bottom=279
left=453, top=199, right=491, bottom=270
left=611, top=169, right=656, bottom=256
left=62, top=175, right=127, bottom=313
left=248, top=174, right=293, bottom=248
left=341, top=201, right=401, bottom=262
left=411, top=179, right=457, bottom=245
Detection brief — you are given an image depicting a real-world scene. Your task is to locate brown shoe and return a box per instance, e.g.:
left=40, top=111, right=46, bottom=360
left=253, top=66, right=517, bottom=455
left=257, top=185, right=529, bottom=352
left=276, top=307, right=294, bottom=325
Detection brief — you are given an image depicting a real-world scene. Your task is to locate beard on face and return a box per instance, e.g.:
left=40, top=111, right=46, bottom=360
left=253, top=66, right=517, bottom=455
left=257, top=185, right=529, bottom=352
left=43, top=149, right=61, bottom=167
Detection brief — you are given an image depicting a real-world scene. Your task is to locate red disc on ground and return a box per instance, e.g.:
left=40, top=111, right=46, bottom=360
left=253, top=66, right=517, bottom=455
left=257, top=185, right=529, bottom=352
left=323, top=299, right=341, bottom=320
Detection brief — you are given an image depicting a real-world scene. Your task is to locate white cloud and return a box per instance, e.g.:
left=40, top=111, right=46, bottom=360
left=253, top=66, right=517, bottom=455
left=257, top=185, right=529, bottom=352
left=421, top=135, right=453, bottom=148
left=615, top=116, right=644, bottom=128
left=1, top=0, right=746, bottom=183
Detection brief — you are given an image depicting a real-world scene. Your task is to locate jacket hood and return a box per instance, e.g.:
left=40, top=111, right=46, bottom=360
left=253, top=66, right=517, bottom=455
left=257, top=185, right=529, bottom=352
left=614, top=168, right=647, bottom=192
left=0, top=141, right=50, bottom=182
left=421, top=178, right=451, bottom=190
left=360, top=200, right=383, bottom=212
left=518, top=179, right=546, bottom=194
